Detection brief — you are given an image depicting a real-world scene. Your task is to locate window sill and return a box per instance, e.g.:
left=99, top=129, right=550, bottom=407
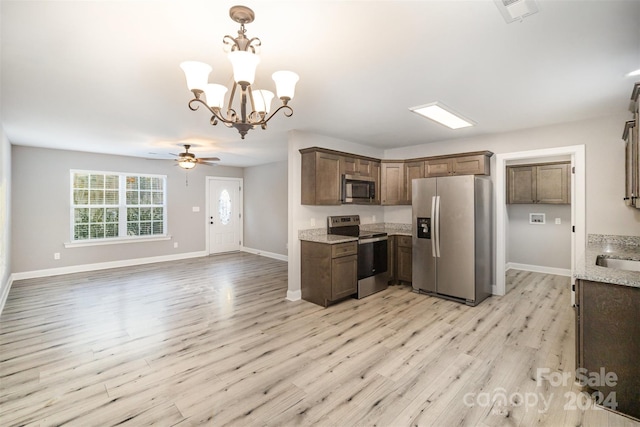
left=64, top=235, right=172, bottom=248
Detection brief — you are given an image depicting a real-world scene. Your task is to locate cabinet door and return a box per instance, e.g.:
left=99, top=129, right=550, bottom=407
left=315, top=152, right=341, bottom=205
left=397, top=245, right=412, bottom=283
left=357, top=159, right=372, bottom=177
left=331, top=255, right=358, bottom=300
left=371, top=161, right=381, bottom=204
left=507, top=166, right=536, bottom=204
left=424, top=158, right=451, bottom=177
left=387, top=235, right=396, bottom=283
left=537, top=163, right=569, bottom=204
left=396, top=236, right=412, bottom=283
left=452, top=154, right=488, bottom=175
left=381, top=162, right=404, bottom=205
left=404, top=161, right=424, bottom=204
left=579, top=280, right=640, bottom=419
left=340, top=156, right=357, bottom=176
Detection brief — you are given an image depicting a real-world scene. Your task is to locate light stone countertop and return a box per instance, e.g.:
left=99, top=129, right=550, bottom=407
left=574, top=234, right=640, bottom=288
left=298, top=223, right=411, bottom=244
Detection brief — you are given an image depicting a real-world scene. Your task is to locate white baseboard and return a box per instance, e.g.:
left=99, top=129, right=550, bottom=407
left=0, top=274, right=14, bottom=316
left=241, top=247, right=288, bottom=262
left=11, top=251, right=208, bottom=281
left=506, top=262, right=571, bottom=277
left=286, top=289, right=301, bottom=301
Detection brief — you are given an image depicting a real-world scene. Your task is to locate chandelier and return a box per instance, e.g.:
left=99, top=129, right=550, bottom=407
left=180, top=5, right=299, bottom=139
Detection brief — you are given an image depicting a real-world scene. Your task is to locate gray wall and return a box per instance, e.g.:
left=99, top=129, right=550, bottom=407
left=383, top=114, right=640, bottom=235
left=507, top=204, right=571, bottom=269
left=1, top=129, right=11, bottom=302
left=11, top=146, right=243, bottom=273
left=243, top=161, right=288, bottom=256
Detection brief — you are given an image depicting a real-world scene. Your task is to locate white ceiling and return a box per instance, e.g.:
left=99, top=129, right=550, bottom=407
left=2, top=0, right=639, bottom=167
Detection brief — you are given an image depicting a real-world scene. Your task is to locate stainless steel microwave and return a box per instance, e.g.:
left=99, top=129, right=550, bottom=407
left=341, top=174, right=376, bottom=204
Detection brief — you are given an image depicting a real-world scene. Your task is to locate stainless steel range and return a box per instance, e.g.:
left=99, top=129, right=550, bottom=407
left=327, top=215, right=389, bottom=298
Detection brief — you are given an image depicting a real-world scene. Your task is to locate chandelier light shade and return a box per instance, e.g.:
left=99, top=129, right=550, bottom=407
left=272, top=71, right=300, bottom=101
left=180, top=61, right=213, bottom=91
left=180, top=5, right=299, bottom=139
left=203, top=84, right=228, bottom=109
left=253, top=90, right=275, bottom=114
left=228, top=51, right=260, bottom=86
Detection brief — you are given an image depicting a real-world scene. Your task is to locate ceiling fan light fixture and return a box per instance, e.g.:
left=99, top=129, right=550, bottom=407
left=180, top=5, right=298, bottom=139
left=626, top=68, right=640, bottom=77
left=178, top=158, right=197, bottom=169
left=409, top=102, right=475, bottom=129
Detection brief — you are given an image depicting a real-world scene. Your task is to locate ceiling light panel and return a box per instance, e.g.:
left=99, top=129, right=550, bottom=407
left=409, top=103, right=475, bottom=129
left=494, top=0, right=539, bottom=23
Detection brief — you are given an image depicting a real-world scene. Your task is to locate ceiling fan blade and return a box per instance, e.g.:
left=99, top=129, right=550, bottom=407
left=198, top=157, right=221, bottom=161
left=198, top=161, right=217, bottom=166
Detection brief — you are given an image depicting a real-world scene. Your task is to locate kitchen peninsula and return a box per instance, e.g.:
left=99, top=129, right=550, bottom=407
left=574, top=234, right=640, bottom=421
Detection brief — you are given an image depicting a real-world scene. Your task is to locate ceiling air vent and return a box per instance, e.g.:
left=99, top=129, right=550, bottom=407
left=494, top=0, right=539, bottom=23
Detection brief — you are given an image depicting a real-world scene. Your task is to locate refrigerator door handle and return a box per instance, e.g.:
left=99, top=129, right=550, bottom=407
left=431, top=196, right=437, bottom=257
left=435, top=195, right=441, bottom=258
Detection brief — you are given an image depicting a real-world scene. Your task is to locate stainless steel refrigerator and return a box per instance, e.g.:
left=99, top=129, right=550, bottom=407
left=412, top=175, right=492, bottom=306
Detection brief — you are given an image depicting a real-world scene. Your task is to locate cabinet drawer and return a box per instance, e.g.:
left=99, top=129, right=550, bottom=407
left=332, top=241, right=357, bottom=258
left=397, top=235, right=412, bottom=247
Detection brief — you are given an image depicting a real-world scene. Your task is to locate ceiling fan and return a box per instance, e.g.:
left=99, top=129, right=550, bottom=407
left=171, top=144, right=220, bottom=169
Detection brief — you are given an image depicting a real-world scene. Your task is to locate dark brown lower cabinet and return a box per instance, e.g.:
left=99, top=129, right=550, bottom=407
left=301, top=240, right=357, bottom=307
left=396, top=235, right=412, bottom=283
left=575, top=279, right=640, bottom=420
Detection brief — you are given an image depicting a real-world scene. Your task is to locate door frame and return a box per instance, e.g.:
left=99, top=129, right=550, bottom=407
left=205, top=176, right=243, bottom=254
left=494, top=145, right=585, bottom=297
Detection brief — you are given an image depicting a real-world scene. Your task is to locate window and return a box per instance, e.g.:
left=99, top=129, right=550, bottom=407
left=218, top=189, right=231, bottom=225
left=71, top=171, right=167, bottom=242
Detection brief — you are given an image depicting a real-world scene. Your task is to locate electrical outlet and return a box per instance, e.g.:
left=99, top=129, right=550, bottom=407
left=310, top=218, right=316, bottom=227
left=192, top=206, right=200, bottom=212
left=54, top=252, right=60, bottom=260
left=174, top=242, right=179, bottom=248
left=372, top=215, right=376, bottom=223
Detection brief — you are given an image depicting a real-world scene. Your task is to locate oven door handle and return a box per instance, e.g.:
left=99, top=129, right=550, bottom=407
left=358, top=236, right=388, bottom=245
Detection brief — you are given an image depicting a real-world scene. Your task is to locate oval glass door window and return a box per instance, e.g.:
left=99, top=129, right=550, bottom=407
left=218, top=189, right=232, bottom=225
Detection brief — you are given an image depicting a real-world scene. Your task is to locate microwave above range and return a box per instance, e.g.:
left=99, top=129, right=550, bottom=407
left=341, top=174, right=376, bottom=204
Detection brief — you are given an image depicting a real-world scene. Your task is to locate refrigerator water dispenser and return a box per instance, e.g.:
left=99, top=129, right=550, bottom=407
left=417, top=217, right=431, bottom=239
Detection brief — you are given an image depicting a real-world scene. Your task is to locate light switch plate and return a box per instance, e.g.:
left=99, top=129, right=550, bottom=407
left=192, top=206, right=200, bottom=212
left=555, top=218, right=561, bottom=225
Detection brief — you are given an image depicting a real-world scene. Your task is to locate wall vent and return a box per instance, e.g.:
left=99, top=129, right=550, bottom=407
left=494, top=0, right=539, bottom=23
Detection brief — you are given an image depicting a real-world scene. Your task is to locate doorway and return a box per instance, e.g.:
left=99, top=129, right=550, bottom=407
left=495, top=145, right=586, bottom=301
left=206, top=177, right=243, bottom=254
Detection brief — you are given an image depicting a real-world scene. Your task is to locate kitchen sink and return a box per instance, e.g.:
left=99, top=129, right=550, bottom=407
left=595, top=255, right=640, bottom=272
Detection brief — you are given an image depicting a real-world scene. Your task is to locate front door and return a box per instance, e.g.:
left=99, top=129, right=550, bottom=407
left=208, top=178, right=241, bottom=254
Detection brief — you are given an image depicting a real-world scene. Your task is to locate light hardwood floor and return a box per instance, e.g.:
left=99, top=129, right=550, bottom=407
left=1, top=253, right=638, bottom=426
